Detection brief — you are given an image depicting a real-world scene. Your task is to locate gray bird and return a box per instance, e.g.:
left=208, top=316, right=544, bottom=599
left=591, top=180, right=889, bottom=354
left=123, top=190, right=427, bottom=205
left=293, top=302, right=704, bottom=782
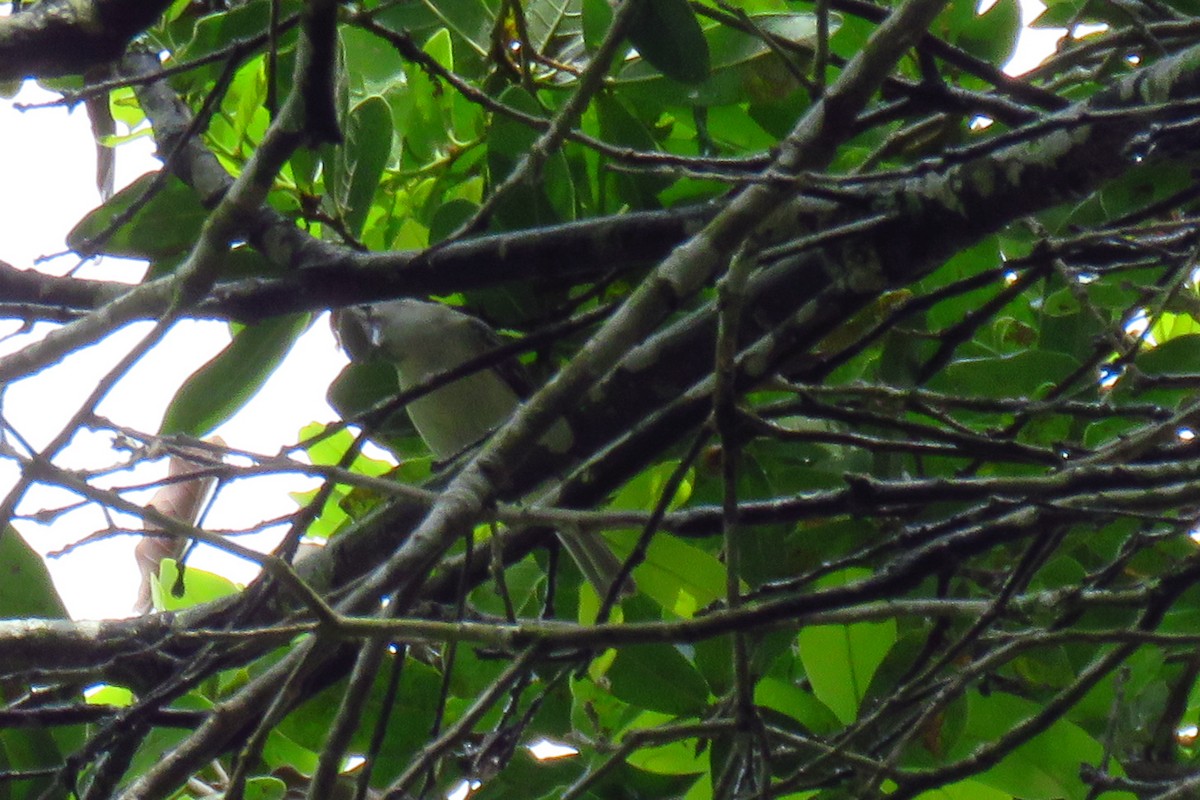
left=337, top=299, right=631, bottom=597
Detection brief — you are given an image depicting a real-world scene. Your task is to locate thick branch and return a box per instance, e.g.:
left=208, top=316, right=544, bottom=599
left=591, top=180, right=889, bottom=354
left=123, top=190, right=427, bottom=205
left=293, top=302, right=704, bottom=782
left=0, top=0, right=171, bottom=81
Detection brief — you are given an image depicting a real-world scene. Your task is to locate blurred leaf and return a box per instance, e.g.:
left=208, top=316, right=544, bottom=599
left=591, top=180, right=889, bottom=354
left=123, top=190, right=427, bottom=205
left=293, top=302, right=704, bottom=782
left=0, top=726, right=62, bottom=800
left=332, top=95, right=393, bottom=237
left=798, top=569, right=896, bottom=724
left=932, top=350, right=1081, bottom=398
left=67, top=173, right=208, bottom=259
left=595, top=93, right=667, bottom=209
left=0, top=526, right=67, bottom=619
left=174, top=0, right=302, bottom=90
left=422, top=0, right=495, bottom=56
left=160, top=314, right=310, bottom=436
left=340, top=26, right=410, bottom=94
left=913, top=780, right=1011, bottom=800
left=622, top=534, right=726, bottom=617
left=86, top=685, right=135, bottom=706
left=487, top=86, right=576, bottom=227
left=617, top=12, right=825, bottom=108
left=261, top=729, right=318, bottom=774
left=581, top=0, right=612, bottom=51
left=608, top=643, right=710, bottom=716
left=244, top=776, right=287, bottom=800
left=429, top=197, right=480, bottom=243
left=0, top=528, right=73, bottom=799
left=525, top=0, right=580, bottom=54
left=278, top=655, right=442, bottom=787
left=626, top=0, right=710, bottom=84
left=1067, top=161, right=1194, bottom=229
left=624, top=734, right=708, bottom=775
left=947, top=691, right=1104, bottom=799
left=754, top=677, right=842, bottom=734
left=1136, top=333, right=1200, bottom=375
left=152, top=559, right=239, bottom=611
left=609, top=461, right=693, bottom=512
left=956, top=0, right=1020, bottom=65
left=1149, top=310, right=1200, bottom=345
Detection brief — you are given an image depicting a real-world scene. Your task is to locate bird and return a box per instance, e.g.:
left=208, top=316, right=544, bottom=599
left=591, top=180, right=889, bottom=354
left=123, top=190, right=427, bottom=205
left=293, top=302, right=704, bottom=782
left=336, top=298, right=632, bottom=598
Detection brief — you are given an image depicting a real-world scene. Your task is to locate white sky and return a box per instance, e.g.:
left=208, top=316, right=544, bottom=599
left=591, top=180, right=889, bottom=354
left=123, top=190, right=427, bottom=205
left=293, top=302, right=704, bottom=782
left=0, top=85, right=350, bottom=618
left=0, top=3, right=1067, bottom=620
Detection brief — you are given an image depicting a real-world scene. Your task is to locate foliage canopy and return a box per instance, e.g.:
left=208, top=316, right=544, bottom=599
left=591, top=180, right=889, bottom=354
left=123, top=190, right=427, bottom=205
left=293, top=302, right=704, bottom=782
left=5, top=0, right=1200, bottom=798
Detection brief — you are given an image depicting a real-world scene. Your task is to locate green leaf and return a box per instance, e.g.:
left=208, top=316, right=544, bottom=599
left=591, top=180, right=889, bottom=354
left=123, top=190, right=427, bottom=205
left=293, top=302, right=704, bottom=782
left=0, top=726, right=62, bottom=799
left=469, top=748, right=582, bottom=799
left=123, top=692, right=215, bottom=780
left=607, top=643, right=710, bottom=716
left=617, top=12, right=825, bottom=108
left=1030, top=0, right=1085, bottom=28
left=340, top=26, right=410, bottom=95
left=0, top=526, right=68, bottom=619
left=429, top=197, right=481, bottom=243
left=85, top=684, right=135, bottom=707
left=947, top=691, right=1104, bottom=799
left=261, top=729, right=318, bottom=774
left=152, top=560, right=239, bottom=611
left=798, top=569, right=896, bottom=724
left=581, top=0, right=613, bottom=51
left=525, top=0, right=580, bottom=54
left=278, top=656, right=442, bottom=787
left=932, top=350, right=1081, bottom=398
left=212, top=55, right=269, bottom=150
left=596, top=93, right=668, bottom=209
left=626, top=0, right=711, bottom=84
left=798, top=619, right=896, bottom=725
left=0, top=527, right=81, bottom=800
left=176, top=1, right=300, bottom=84
left=956, top=0, right=1020, bottom=65
left=623, top=730, right=708, bottom=775
left=608, top=461, right=693, bottom=512
left=1135, top=333, right=1200, bottom=375
left=386, top=31, right=452, bottom=166
left=625, top=534, right=727, bottom=617
left=67, top=173, right=209, bottom=260
left=1149, top=311, right=1200, bottom=346
left=913, top=779, right=1011, bottom=800
left=420, top=0, right=495, bottom=56
left=160, top=313, right=310, bottom=436
left=487, top=86, right=577, bottom=228
left=244, top=776, right=288, bottom=800
left=754, top=677, right=842, bottom=734
left=333, top=95, right=394, bottom=237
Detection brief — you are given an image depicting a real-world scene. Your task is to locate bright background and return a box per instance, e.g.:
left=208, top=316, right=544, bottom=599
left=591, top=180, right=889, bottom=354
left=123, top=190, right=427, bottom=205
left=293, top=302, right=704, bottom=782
left=0, top=3, right=1068, bottom=620
left=0, top=90, right=350, bottom=618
